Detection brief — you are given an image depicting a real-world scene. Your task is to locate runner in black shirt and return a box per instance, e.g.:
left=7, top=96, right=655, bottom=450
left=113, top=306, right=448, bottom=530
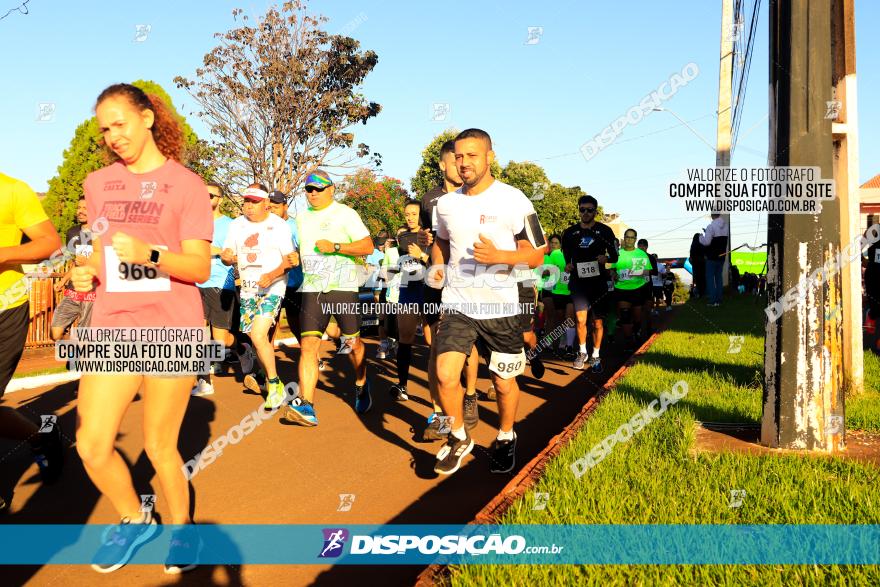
left=560, top=195, right=618, bottom=373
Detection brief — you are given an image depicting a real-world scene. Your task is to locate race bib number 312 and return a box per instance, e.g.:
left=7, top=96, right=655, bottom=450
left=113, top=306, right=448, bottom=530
left=104, top=246, right=170, bottom=293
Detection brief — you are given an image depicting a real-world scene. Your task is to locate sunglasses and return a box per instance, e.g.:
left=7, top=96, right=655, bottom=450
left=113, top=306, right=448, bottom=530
left=579, top=207, right=596, bottom=213
left=305, top=186, right=328, bottom=193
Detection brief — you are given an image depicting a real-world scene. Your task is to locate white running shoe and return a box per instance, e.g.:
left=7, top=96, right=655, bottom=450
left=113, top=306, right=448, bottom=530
left=191, top=379, right=214, bottom=397
left=275, top=336, right=298, bottom=348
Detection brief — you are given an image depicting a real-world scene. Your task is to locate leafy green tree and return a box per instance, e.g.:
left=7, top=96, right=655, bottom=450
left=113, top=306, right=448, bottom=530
left=42, top=79, right=213, bottom=237
left=340, top=169, right=410, bottom=237
left=499, top=161, right=550, bottom=200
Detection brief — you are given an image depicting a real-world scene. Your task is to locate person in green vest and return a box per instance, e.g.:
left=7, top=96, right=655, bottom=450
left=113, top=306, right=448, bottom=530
left=605, top=228, right=652, bottom=353
left=548, top=240, right=575, bottom=358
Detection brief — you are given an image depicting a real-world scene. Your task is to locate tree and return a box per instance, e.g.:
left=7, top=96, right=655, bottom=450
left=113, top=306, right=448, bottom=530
left=499, top=160, right=550, bottom=200
left=174, top=0, right=382, bottom=197
left=411, top=129, right=502, bottom=199
left=42, top=80, right=212, bottom=237
left=340, top=169, right=410, bottom=237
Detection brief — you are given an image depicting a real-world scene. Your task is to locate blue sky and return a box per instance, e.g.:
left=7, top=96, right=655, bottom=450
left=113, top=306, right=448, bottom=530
left=1, top=0, right=877, bottom=257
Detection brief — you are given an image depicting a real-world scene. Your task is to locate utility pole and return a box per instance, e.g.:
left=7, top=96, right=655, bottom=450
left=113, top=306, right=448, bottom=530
left=716, top=0, right=734, bottom=285
left=832, top=0, right=863, bottom=395
left=763, top=0, right=844, bottom=451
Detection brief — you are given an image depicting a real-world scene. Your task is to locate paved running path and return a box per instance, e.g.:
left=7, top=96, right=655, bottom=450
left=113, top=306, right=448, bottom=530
left=1, top=316, right=670, bottom=586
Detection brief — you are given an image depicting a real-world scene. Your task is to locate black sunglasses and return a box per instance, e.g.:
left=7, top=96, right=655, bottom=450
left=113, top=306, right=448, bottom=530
left=305, top=186, right=327, bottom=193
left=579, top=206, right=596, bottom=213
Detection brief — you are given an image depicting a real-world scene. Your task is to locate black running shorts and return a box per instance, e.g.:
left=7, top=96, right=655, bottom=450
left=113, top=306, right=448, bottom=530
left=570, top=278, right=612, bottom=318
left=300, top=291, right=361, bottom=338
left=423, top=285, right=442, bottom=327
left=199, top=287, right=237, bottom=330
left=0, top=303, right=30, bottom=398
left=615, top=285, right=650, bottom=307
left=434, top=310, right=523, bottom=361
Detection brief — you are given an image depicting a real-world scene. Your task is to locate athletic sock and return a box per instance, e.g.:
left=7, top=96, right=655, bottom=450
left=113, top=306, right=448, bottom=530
left=451, top=426, right=467, bottom=441
left=579, top=343, right=587, bottom=354
left=397, top=343, right=412, bottom=386
left=497, top=429, right=515, bottom=441
left=591, top=347, right=600, bottom=359
left=565, top=328, right=576, bottom=347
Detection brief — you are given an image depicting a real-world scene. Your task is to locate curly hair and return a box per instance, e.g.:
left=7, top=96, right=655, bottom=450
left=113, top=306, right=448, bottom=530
left=95, top=83, right=183, bottom=163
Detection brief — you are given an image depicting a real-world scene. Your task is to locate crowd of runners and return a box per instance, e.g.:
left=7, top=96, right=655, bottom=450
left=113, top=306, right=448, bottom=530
left=0, top=86, right=678, bottom=574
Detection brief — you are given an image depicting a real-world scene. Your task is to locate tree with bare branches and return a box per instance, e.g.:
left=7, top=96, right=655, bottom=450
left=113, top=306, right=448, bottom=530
left=174, top=1, right=381, bottom=197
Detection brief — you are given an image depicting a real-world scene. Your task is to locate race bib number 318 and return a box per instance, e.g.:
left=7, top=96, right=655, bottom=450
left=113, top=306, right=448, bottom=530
left=104, top=246, right=171, bottom=293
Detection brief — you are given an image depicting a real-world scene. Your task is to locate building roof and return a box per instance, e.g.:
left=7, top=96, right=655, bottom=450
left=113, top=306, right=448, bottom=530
left=862, top=174, right=880, bottom=189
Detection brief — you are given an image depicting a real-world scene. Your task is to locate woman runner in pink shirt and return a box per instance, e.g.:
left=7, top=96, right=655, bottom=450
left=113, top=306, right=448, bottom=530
left=71, top=83, right=212, bottom=574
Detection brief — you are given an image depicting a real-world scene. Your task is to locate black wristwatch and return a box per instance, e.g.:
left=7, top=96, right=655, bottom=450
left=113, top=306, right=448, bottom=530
left=334, top=243, right=341, bottom=253
left=147, top=248, right=162, bottom=267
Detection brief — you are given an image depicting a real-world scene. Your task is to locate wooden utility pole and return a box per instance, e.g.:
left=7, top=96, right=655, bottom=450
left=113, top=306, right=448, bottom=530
left=832, top=0, right=863, bottom=395
left=716, top=0, right=733, bottom=285
left=763, top=0, right=844, bottom=451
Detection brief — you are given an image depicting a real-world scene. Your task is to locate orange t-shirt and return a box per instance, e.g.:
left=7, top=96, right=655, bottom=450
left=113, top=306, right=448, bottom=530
left=85, top=160, right=212, bottom=328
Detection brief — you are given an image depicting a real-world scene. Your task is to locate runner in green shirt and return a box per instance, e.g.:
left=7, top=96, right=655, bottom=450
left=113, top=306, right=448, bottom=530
left=548, top=244, right=575, bottom=357
left=605, top=228, right=652, bottom=353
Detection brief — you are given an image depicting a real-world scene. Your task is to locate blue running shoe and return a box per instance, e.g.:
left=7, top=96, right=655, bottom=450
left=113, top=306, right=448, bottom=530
left=91, top=514, right=158, bottom=573
left=354, top=379, right=372, bottom=414
left=284, top=397, right=318, bottom=426
left=164, top=525, right=202, bottom=575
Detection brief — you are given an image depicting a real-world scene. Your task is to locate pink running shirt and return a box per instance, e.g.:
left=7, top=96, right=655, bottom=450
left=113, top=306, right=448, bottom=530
left=84, top=160, right=213, bottom=328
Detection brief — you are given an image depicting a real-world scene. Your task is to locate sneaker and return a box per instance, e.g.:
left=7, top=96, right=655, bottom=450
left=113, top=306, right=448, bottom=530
left=318, top=359, right=327, bottom=371
left=32, top=420, right=64, bottom=484
left=164, top=525, right=202, bottom=575
left=236, top=343, right=256, bottom=374
left=434, top=433, right=474, bottom=476
left=191, top=379, right=214, bottom=397
left=283, top=397, right=318, bottom=426
left=484, top=385, right=497, bottom=401
left=572, top=352, right=588, bottom=370
left=243, top=373, right=266, bottom=395
left=376, top=339, right=389, bottom=359
left=390, top=383, right=409, bottom=401
left=275, top=336, right=298, bottom=348
left=564, top=345, right=576, bottom=360
left=337, top=337, right=354, bottom=355
left=386, top=339, right=398, bottom=359
left=91, top=515, right=158, bottom=573
left=264, top=379, right=287, bottom=410
left=490, top=433, right=517, bottom=473
left=530, top=356, right=546, bottom=379
left=422, top=413, right=447, bottom=442
left=589, top=356, right=604, bottom=374
left=463, top=393, right=478, bottom=431
left=354, top=379, right=372, bottom=414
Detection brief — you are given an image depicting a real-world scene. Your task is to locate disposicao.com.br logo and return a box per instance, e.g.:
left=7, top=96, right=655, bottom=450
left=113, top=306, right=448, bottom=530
left=319, top=529, right=564, bottom=558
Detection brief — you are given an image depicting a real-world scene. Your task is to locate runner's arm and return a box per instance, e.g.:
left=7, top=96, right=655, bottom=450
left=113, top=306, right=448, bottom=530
left=431, top=237, right=450, bottom=267
left=335, top=236, right=373, bottom=257
left=150, top=239, right=211, bottom=284
left=0, top=219, right=62, bottom=269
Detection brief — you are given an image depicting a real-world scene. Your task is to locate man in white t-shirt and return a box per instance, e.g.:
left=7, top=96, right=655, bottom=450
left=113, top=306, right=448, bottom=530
left=222, top=184, right=293, bottom=410
left=430, top=129, right=547, bottom=476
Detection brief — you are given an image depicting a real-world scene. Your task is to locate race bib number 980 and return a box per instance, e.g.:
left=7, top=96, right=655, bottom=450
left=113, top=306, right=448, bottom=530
left=489, top=350, right=526, bottom=379
left=104, top=246, right=170, bottom=293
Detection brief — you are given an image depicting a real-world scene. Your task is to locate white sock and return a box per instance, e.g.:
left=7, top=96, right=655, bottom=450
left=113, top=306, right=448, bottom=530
left=451, top=426, right=467, bottom=441
left=128, top=511, right=151, bottom=524
left=579, top=343, right=587, bottom=354
left=497, top=428, right=515, bottom=441
left=565, top=328, right=576, bottom=347
left=591, top=347, right=600, bottom=359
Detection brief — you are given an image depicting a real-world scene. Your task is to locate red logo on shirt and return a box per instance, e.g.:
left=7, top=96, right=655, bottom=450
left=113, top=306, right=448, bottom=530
left=244, top=233, right=259, bottom=262
left=479, top=215, right=498, bottom=224
left=103, top=180, right=125, bottom=191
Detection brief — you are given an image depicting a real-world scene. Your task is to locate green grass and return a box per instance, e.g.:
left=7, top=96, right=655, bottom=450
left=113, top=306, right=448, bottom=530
left=12, top=365, right=68, bottom=380
left=450, top=295, right=880, bottom=586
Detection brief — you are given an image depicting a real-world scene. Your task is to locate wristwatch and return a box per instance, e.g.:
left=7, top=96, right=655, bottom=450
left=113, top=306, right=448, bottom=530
left=334, top=243, right=341, bottom=253
left=147, top=248, right=162, bottom=267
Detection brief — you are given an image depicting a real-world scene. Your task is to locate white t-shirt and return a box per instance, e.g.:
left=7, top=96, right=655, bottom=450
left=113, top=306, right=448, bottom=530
left=436, top=180, right=539, bottom=320
left=224, top=213, right=293, bottom=298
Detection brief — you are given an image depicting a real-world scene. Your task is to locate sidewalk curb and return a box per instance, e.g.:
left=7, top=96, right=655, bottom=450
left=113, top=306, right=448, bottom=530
left=6, top=371, right=80, bottom=394
left=414, top=328, right=666, bottom=587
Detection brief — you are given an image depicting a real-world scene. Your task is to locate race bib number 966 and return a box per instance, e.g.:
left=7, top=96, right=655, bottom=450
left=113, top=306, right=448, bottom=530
left=489, top=350, right=526, bottom=379
left=104, top=246, right=170, bottom=293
